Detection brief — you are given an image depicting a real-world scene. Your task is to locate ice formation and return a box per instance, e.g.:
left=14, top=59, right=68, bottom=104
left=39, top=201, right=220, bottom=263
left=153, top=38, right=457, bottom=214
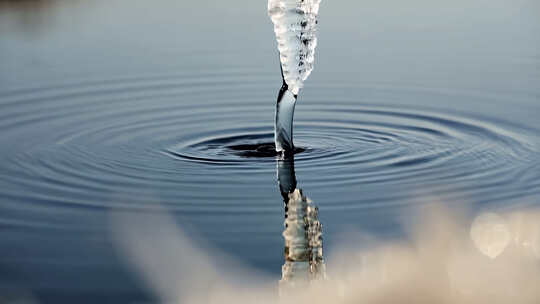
left=269, top=0, right=321, bottom=153
left=268, top=0, right=321, bottom=95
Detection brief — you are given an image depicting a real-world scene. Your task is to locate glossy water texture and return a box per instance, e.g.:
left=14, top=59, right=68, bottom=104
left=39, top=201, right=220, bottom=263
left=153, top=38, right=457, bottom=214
left=0, top=0, right=539, bottom=302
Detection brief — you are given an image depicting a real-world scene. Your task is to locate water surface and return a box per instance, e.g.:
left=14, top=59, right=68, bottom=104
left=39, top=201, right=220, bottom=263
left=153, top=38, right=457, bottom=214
left=0, top=0, right=539, bottom=302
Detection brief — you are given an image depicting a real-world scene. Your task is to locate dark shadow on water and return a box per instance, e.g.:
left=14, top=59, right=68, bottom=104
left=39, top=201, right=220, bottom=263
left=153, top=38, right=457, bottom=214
left=0, top=0, right=90, bottom=35
left=0, top=0, right=58, bottom=31
left=227, top=142, right=306, bottom=158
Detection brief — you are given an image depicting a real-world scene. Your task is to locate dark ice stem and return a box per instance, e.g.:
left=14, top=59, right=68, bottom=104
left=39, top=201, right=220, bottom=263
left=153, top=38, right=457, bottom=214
left=275, top=70, right=298, bottom=155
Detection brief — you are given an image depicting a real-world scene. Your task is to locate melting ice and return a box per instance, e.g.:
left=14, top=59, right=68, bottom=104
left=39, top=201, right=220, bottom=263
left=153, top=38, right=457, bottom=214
left=268, top=0, right=321, bottom=95
left=268, top=0, right=321, bottom=153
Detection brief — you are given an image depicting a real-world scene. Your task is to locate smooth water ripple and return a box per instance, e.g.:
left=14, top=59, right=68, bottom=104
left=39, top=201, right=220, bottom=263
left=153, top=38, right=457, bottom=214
left=1, top=73, right=539, bottom=216
left=1, top=0, right=539, bottom=301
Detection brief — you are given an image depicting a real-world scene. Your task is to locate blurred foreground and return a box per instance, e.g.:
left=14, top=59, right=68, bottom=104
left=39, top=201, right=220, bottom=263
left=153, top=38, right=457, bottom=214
left=111, top=205, right=540, bottom=304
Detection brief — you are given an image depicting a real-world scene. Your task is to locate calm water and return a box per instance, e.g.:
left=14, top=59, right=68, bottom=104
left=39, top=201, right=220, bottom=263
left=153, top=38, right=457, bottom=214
left=1, top=0, right=539, bottom=302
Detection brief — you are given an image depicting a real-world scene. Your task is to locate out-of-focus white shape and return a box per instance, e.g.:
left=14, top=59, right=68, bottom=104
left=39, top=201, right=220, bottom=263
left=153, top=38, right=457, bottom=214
left=109, top=205, right=540, bottom=304
left=508, top=212, right=540, bottom=259
left=268, top=0, right=321, bottom=95
left=111, top=210, right=273, bottom=304
left=470, top=212, right=510, bottom=259
left=111, top=211, right=219, bottom=302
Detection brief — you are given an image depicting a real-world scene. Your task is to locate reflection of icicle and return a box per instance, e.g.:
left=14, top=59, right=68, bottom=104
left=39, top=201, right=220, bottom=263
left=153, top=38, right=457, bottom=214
left=277, top=159, right=325, bottom=295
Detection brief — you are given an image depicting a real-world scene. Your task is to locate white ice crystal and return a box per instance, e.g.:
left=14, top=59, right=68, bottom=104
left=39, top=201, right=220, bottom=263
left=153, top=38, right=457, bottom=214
left=268, top=0, right=321, bottom=95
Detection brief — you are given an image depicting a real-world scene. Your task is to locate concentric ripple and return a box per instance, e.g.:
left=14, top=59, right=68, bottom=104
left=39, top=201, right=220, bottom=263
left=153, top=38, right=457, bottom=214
left=1, top=72, right=539, bottom=218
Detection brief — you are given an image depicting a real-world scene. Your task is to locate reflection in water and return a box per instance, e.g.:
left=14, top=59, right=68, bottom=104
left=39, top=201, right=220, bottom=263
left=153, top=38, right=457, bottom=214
left=277, top=157, right=325, bottom=292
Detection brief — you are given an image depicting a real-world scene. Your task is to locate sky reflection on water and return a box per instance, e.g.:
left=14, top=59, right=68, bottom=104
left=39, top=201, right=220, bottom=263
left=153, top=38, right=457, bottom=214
left=0, top=0, right=539, bottom=302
